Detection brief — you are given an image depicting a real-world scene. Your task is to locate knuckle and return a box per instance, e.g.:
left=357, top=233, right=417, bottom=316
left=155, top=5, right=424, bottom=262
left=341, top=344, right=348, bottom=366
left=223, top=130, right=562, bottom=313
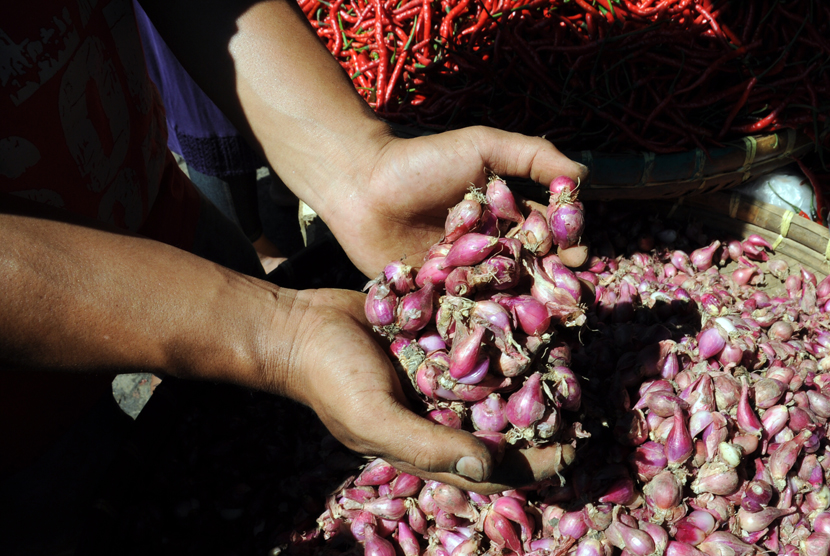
left=403, top=443, right=446, bottom=474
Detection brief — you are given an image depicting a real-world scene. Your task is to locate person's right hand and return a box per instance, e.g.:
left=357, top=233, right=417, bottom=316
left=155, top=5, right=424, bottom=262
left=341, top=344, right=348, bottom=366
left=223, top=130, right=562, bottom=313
left=267, top=288, right=575, bottom=495
left=323, top=126, right=588, bottom=278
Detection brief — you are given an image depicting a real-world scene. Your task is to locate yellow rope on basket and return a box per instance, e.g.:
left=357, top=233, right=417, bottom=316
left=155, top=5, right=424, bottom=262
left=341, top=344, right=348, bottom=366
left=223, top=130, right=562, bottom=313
left=741, top=136, right=758, bottom=182
left=693, top=148, right=706, bottom=180
left=667, top=196, right=684, bottom=219
left=771, top=210, right=795, bottom=250
left=729, top=193, right=741, bottom=219
left=640, top=152, right=655, bottom=186
left=783, top=128, right=797, bottom=157
left=824, top=236, right=830, bottom=262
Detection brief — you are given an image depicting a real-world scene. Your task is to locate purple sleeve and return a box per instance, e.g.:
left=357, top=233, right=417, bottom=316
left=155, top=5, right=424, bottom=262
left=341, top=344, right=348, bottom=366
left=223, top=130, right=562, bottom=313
left=133, top=0, right=264, bottom=177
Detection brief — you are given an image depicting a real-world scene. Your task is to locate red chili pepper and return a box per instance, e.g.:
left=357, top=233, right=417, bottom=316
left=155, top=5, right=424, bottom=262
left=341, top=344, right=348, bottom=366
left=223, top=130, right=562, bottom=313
left=718, top=77, right=756, bottom=138
left=393, top=0, right=422, bottom=14
left=439, top=0, right=471, bottom=41
left=302, top=0, right=321, bottom=16
left=793, top=156, right=826, bottom=224
left=330, top=0, right=346, bottom=55
left=420, top=0, right=432, bottom=43
left=372, top=0, right=389, bottom=109
left=732, top=93, right=795, bottom=134
left=393, top=7, right=421, bottom=22
left=675, top=41, right=760, bottom=95
left=642, top=92, right=674, bottom=135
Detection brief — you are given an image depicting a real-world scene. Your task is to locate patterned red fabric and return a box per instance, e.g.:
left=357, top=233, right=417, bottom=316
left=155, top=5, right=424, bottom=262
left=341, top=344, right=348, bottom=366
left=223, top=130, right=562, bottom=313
left=0, top=0, right=203, bottom=472
left=1, top=0, right=200, bottom=249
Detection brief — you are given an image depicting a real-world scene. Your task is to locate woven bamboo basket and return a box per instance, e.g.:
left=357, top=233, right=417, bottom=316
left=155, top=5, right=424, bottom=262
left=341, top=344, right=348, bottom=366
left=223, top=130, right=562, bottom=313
left=388, top=124, right=817, bottom=201
left=572, top=129, right=816, bottom=200
left=302, top=127, right=819, bottom=267
left=617, top=191, right=830, bottom=280
left=503, top=128, right=816, bottom=201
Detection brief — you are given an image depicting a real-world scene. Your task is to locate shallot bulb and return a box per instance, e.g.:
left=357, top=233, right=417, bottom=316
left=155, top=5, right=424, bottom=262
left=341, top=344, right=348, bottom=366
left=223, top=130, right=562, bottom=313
left=364, top=525, right=395, bottom=556
left=448, top=325, right=486, bottom=380
left=471, top=394, right=509, bottom=432
left=365, top=278, right=398, bottom=327
left=666, top=407, right=694, bottom=467
left=485, top=177, right=523, bottom=223
left=397, top=281, right=435, bottom=333
left=548, top=201, right=585, bottom=250
left=444, top=233, right=500, bottom=267
left=644, top=470, right=683, bottom=510
left=550, top=175, right=579, bottom=204
left=444, top=199, right=482, bottom=243
left=505, top=373, right=546, bottom=430
left=518, top=210, right=553, bottom=256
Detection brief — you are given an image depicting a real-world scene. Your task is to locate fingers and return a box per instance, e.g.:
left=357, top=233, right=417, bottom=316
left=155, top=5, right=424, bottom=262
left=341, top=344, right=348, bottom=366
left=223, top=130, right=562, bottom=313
left=358, top=394, right=495, bottom=483
left=464, top=127, right=589, bottom=187
left=390, top=441, right=576, bottom=496
left=358, top=375, right=575, bottom=494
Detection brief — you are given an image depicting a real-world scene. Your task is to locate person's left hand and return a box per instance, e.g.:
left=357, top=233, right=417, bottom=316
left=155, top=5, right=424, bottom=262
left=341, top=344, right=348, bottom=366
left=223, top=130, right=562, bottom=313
left=324, top=126, right=588, bottom=277
left=271, top=287, right=575, bottom=495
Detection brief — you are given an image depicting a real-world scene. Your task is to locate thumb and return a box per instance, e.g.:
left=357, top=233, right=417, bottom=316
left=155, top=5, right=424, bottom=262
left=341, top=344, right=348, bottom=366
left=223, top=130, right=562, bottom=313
left=465, top=127, right=589, bottom=187
left=368, top=394, right=494, bottom=483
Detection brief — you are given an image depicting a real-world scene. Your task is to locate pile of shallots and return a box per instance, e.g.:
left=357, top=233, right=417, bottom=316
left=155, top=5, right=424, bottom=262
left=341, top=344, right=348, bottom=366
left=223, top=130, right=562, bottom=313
left=302, top=177, right=830, bottom=556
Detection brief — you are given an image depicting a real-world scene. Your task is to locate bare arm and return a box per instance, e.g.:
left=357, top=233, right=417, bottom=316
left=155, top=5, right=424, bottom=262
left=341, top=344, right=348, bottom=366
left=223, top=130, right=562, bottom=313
left=1, top=193, right=573, bottom=493
left=0, top=193, right=284, bottom=386
left=138, top=0, right=588, bottom=276
left=138, top=0, right=391, bottom=219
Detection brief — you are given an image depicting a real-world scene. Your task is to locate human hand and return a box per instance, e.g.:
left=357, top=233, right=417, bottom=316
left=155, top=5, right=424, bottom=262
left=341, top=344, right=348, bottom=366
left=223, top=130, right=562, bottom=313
left=274, top=288, right=574, bottom=494
left=324, top=126, right=588, bottom=277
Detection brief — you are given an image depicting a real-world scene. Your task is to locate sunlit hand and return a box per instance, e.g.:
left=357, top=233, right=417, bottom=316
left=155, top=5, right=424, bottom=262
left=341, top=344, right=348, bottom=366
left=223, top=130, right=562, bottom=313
left=275, top=288, right=574, bottom=495
left=326, top=126, right=588, bottom=277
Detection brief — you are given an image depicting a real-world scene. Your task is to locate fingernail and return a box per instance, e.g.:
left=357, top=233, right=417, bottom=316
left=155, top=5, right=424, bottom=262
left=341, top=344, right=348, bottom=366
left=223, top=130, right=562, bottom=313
left=456, top=456, right=484, bottom=481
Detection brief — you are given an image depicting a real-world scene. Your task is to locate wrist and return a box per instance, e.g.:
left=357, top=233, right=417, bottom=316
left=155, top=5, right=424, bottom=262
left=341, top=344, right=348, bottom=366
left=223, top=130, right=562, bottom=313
left=291, top=119, right=395, bottom=227
left=258, top=289, right=369, bottom=410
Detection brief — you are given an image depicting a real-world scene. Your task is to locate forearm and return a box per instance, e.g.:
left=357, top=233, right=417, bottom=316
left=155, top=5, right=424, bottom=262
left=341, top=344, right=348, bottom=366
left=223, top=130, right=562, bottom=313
left=140, top=0, right=392, bottom=223
left=0, top=195, right=296, bottom=391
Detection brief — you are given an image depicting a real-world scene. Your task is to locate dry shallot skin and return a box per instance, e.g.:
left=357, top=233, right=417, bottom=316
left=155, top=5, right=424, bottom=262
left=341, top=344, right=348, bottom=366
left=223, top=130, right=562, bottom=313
left=384, top=261, right=417, bottom=296
left=396, top=280, right=435, bottom=333
left=355, top=459, right=398, bottom=487
left=504, top=372, right=546, bottom=431
left=485, top=177, right=523, bottom=223
left=365, top=279, right=398, bottom=327
left=444, top=198, right=482, bottom=243
left=548, top=201, right=585, bottom=250
left=518, top=209, right=554, bottom=256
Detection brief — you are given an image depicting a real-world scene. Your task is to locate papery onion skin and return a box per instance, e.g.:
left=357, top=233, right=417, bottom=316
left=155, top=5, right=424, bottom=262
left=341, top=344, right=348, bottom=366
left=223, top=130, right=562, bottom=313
left=548, top=201, right=585, bottom=250
left=350, top=173, right=830, bottom=556
left=445, top=199, right=482, bottom=243
left=505, top=372, right=546, bottom=430
left=486, top=177, right=523, bottom=223
left=444, top=233, right=500, bottom=267
left=470, top=394, right=509, bottom=432
left=397, top=281, right=435, bottom=333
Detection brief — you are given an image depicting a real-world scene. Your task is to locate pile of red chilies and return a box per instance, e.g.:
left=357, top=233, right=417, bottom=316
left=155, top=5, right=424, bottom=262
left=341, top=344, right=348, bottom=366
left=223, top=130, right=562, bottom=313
left=298, top=0, right=829, bottom=153
left=293, top=178, right=830, bottom=556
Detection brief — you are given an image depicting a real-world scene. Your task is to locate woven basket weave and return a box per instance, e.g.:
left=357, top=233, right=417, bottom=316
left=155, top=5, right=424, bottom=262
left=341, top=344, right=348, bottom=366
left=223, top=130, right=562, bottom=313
left=571, top=129, right=816, bottom=200
left=388, top=124, right=816, bottom=202
left=634, top=192, right=829, bottom=279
